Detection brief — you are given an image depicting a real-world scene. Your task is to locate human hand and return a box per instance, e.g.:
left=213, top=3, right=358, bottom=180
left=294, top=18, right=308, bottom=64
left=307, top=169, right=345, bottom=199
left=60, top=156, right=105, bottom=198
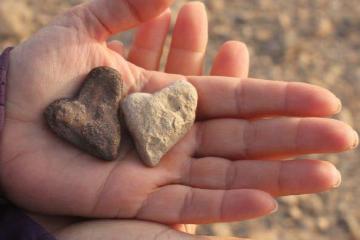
left=55, top=220, right=244, bottom=240
left=0, top=0, right=357, bottom=226
left=18, top=4, right=249, bottom=240
left=28, top=213, right=244, bottom=240
left=24, top=3, right=251, bottom=239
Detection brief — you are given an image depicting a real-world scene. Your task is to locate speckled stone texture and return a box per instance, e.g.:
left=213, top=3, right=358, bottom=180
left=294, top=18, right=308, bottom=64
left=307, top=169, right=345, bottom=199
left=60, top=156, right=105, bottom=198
left=45, top=67, right=123, bottom=161
left=122, top=80, right=198, bottom=167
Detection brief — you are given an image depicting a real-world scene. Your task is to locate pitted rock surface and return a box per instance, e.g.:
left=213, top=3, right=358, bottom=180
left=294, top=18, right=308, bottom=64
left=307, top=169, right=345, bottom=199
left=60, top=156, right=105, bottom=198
left=45, top=67, right=123, bottom=161
left=122, top=80, right=198, bottom=167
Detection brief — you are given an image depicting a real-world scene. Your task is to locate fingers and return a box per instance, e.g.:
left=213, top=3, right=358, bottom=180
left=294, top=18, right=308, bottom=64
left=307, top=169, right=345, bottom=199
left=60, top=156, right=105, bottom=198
left=189, top=76, right=342, bottom=119
left=194, top=118, right=357, bottom=160
left=165, top=2, right=208, bottom=75
left=136, top=185, right=277, bottom=224
left=128, top=9, right=171, bottom=70
left=182, top=158, right=341, bottom=196
left=62, top=0, right=173, bottom=41
left=211, top=41, right=250, bottom=78
left=143, top=73, right=341, bottom=119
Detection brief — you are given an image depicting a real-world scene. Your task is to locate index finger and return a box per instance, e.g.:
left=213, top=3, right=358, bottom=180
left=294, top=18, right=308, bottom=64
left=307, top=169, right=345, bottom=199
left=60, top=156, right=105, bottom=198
left=143, top=72, right=341, bottom=119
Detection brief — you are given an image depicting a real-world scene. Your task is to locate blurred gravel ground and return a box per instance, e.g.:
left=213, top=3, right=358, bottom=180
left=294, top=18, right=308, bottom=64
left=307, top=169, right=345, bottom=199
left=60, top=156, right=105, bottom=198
left=1, top=0, right=359, bottom=239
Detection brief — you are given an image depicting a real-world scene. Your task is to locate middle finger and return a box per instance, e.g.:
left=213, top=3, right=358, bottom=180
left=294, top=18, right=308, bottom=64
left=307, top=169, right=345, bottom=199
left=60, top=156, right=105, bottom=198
left=165, top=2, right=208, bottom=75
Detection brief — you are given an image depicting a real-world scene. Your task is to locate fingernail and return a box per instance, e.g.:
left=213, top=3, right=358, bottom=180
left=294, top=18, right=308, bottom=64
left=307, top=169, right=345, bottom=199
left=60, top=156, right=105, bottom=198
left=271, top=200, right=279, bottom=214
left=333, top=169, right=342, bottom=188
left=352, top=130, right=359, bottom=149
left=336, top=98, right=342, bottom=114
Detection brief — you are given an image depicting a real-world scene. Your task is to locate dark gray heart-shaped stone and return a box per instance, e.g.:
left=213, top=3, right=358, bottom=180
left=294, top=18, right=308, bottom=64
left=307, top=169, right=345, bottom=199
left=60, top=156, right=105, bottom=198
left=44, top=67, right=123, bottom=160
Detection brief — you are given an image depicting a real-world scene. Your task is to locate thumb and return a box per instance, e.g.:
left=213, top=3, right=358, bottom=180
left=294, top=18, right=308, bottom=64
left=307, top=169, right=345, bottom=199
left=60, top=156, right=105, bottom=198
left=58, top=0, right=173, bottom=41
left=54, top=220, right=249, bottom=240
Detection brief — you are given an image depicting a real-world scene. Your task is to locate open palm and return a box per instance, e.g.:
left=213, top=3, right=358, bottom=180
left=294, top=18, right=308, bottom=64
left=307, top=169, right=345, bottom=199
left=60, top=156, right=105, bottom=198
left=0, top=0, right=357, bottom=226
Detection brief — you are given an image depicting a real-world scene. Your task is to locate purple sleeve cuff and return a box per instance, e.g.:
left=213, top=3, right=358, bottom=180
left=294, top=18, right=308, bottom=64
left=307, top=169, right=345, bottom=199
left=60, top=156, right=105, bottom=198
left=0, top=47, right=13, bottom=132
left=0, top=203, right=56, bottom=240
left=0, top=47, right=56, bottom=239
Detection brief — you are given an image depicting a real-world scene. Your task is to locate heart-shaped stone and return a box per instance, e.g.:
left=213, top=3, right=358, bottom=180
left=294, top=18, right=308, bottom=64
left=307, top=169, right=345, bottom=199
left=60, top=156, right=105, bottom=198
left=122, top=80, right=198, bottom=167
left=44, top=67, right=123, bottom=161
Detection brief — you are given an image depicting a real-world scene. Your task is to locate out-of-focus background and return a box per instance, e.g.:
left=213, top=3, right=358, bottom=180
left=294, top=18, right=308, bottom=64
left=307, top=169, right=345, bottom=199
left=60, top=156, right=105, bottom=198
left=1, top=0, right=359, bottom=239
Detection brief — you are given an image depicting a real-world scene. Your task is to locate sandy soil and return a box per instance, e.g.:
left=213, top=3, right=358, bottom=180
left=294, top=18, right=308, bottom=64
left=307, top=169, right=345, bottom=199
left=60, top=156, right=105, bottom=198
left=1, top=0, right=359, bottom=239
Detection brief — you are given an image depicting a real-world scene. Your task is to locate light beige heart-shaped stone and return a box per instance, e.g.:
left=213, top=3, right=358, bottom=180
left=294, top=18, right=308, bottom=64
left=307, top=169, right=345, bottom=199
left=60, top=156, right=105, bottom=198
left=122, top=80, right=198, bottom=167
